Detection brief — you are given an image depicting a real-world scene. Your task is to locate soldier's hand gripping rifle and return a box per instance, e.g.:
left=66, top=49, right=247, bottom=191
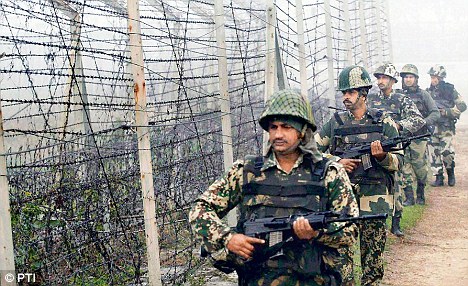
left=203, top=212, right=387, bottom=275
left=336, top=133, right=431, bottom=170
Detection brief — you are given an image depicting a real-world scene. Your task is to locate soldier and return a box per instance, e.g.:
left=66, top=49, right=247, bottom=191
left=426, top=64, right=466, bottom=187
left=367, top=63, right=425, bottom=237
left=315, top=65, right=403, bottom=286
left=189, top=89, right=359, bottom=286
left=397, top=64, right=440, bottom=205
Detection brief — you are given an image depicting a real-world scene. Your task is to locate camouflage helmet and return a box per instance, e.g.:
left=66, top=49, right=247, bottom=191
left=428, top=64, right=447, bottom=78
left=338, top=65, right=373, bottom=91
left=400, top=64, right=419, bottom=78
left=259, top=89, right=316, bottom=131
left=373, top=63, right=399, bottom=83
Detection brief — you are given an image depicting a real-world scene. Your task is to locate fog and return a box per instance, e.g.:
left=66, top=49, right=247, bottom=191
left=389, top=0, right=468, bottom=101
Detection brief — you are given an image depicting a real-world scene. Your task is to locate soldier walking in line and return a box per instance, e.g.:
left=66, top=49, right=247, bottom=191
left=367, top=63, right=425, bottom=237
left=315, top=65, right=403, bottom=286
left=397, top=64, right=440, bottom=205
left=426, top=64, right=466, bottom=187
left=190, top=89, right=359, bottom=285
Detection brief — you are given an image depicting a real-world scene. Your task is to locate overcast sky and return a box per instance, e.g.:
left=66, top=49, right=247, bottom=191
left=389, top=0, right=468, bottom=98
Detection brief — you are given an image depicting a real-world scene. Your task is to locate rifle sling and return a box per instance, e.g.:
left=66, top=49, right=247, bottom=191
left=251, top=237, right=294, bottom=264
left=333, top=112, right=345, bottom=126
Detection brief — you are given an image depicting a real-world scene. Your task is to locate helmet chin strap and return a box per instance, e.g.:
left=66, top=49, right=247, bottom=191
left=300, top=124, right=308, bottom=139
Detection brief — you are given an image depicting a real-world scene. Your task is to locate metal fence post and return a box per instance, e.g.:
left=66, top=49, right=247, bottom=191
left=374, top=0, right=384, bottom=65
left=0, top=84, right=16, bottom=284
left=213, top=0, right=236, bottom=227
left=263, top=0, right=277, bottom=154
left=296, top=0, right=308, bottom=99
left=126, top=1, right=162, bottom=285
left=383, top=0, right=394, bottom=62
left=324, top=0, right=337, bottom=109
left=343, top=0, right=354, bottom=66
left=359, top=0, right=369, bottom=68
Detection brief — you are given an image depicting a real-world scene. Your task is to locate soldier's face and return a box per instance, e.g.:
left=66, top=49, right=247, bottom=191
left=376, top=74, right=394, bottom=92
left=342, top=89, right=365, bottom=111
left=430, top=75, right=440, bottom=86
left=268, top=121, right=302, bottom=155
left=403, top=74, right=416, bottom=87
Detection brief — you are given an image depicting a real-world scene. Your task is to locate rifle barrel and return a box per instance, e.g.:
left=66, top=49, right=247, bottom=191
left=329, top=213, right=388, bottom=224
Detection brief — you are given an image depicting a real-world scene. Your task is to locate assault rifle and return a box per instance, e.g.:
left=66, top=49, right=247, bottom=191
left=336, top=133, right=431, bottom=170
left=203, top=212, right=387, bottom=276
left=244, top=211, right=387, bottom=240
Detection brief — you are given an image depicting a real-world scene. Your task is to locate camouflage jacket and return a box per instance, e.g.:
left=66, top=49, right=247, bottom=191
left=189, top=151, right=358, bottom=260
left=314, top=109, right=403, bottom=215
left=398, top=86, right=440, bottom=127
left=367, top=90, right=426, bottom=135
left=427, top=81, right=466, bottom=133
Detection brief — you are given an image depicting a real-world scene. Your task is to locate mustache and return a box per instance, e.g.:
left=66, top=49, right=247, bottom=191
left=273, top=139, right=287, bottom=144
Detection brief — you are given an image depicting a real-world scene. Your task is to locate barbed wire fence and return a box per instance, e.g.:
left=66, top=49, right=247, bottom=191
left=0, top=0, right=391, bottom=285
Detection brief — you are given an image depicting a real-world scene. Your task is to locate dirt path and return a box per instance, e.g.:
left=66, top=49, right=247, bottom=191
left=381, top=119, right=468, bottom=286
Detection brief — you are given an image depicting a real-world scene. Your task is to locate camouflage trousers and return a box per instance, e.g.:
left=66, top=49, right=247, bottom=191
left=241, top=267, right=337, bottom=286
left=332, top=245, right=356, bottom=286
left=427, top=131, right=455, bottom=176
left=401, top=139, right=429, bottom=195
left=393, top=173, right=403, bottom=216
left=359, top=219, right=387, bottom=286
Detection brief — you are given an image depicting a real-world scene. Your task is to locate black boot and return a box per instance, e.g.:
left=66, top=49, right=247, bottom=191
left=403, top=187, right=415, bottom=206
left=416, top=181, right=426, bottom=205
left=430, top=174, right=444, bottom=187
left=391, top=216, right=404, bottom=237
left=447, top=162, right=455, bottom=186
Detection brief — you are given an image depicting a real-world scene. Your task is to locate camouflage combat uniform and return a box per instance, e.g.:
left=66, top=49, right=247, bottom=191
left=315, top=109, right=403, bottom=286
left=189, top=152, right=358, bottom=286
left=366, top=89, right=425, bottom=219
left=396, top=83, right=440, bottom=203
left=190, top=89, right=359, bottom=286
left=427, top=81, right=466, bottom=181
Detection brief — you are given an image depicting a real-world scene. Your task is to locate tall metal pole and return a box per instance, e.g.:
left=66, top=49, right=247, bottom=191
left=50, top=0, right=91, bottom=140
left=126, top=1, right=162, bottom=285
left=374, top=0, right=384, bottom=65
left=0, top=86, right=16, bottom=284
left=213, top=0, right=236, bottom=227
left=296, top=0, right=308, bottom=99
left=263, top=0, right=277, bottom=154
left=383, top=0, right=394, bottom=62
left=342, top=0, right=354, bottom=65
left=324, top=0, right=336, bottom=108
left=70, top=15, right=92, bottom=141
left=359, top=0, right=369, bottom=69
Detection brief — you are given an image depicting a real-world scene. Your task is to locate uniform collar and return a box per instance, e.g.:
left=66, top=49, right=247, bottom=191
left=379, top=89, right=395, bottom=98
left=346, top=109, right=372, bottom=121
left=261, top=151, right=304, bottom=173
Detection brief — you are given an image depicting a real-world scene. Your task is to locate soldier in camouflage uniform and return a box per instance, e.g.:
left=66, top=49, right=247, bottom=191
left=315, top=66, right=403, bottom=286
left=367, top=63, right=425, bottom=237
left=426, top=64, right=467, bottom=187
left=397, top=64, right=440, bottom=205
left=189, top=89, right=359, bottom=286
